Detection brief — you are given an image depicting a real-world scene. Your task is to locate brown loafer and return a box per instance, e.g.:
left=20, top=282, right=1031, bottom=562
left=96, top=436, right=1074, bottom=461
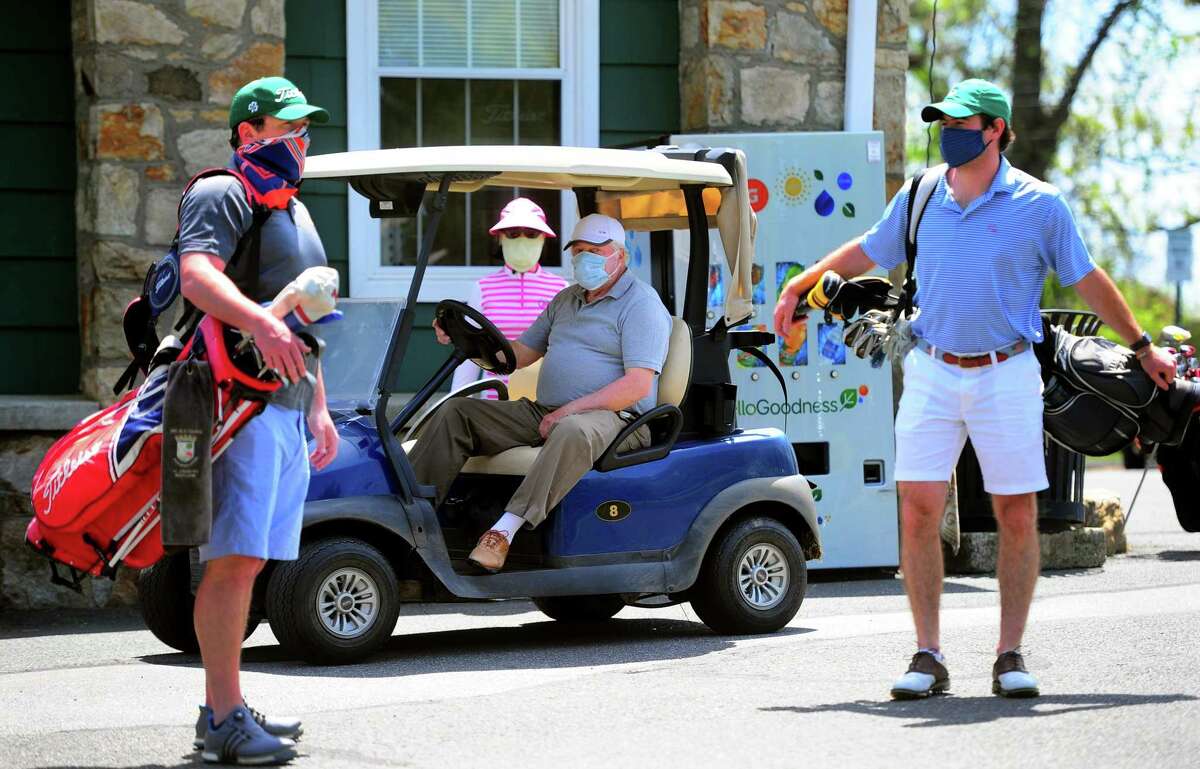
left=469, top=530, right=509, bottom=573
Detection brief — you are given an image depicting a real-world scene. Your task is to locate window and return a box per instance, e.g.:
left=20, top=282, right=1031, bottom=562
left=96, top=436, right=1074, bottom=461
left=346, top=0, right=599, bottom=301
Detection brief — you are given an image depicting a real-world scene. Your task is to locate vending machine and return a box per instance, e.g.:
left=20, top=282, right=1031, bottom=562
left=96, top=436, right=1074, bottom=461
left=665, top=131, right=900, bottom=571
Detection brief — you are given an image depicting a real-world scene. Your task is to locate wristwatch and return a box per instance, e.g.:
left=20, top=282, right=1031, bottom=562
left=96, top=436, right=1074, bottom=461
left=1130, top=331, right=1152, bottom=356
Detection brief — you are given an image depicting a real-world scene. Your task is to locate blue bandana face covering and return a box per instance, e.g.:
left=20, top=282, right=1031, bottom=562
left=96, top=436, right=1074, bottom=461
left=939, top=126, right=992, bottom=168
left=572, top=251, right=612, bottom=290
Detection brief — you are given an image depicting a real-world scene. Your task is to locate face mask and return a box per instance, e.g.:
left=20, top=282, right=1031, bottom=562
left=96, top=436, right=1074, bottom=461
left=501, top=236, right=544, bottom=273
left=572, top=251, right=614, bottom=291
left=232, top=127, right=310, bottom=208
left=939, top=126, right=991, bottom=168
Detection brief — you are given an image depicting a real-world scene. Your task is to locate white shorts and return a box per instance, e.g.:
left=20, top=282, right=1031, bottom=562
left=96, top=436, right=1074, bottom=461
left=894, top=347, right=1048, bottom=495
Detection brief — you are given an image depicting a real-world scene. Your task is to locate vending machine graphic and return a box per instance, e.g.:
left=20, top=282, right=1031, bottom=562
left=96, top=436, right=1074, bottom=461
left=670, top=131, right=899, bottom=570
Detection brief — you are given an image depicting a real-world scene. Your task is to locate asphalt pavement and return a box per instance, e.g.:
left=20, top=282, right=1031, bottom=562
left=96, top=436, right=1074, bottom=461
left=1, top=466, right=1198, bottom=769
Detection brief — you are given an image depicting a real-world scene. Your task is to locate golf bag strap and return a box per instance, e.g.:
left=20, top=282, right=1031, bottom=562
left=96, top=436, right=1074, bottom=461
left=901, top=163, right=947, bottom=312
left=173, top=171, right=271, bottom=337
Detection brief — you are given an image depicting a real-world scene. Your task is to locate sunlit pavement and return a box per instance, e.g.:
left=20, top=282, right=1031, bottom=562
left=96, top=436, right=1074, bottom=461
left=1, top=466, right=1197, bottom=768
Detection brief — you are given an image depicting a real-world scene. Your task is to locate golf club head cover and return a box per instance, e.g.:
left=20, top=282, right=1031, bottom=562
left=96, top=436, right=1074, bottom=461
left=273, top=266, right=340, bottom=326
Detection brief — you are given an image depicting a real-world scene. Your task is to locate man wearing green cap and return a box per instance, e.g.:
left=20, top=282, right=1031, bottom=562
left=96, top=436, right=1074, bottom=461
left=774, top=78, right=1174, bottom=700
left=178, top=76, right=336, bottom=764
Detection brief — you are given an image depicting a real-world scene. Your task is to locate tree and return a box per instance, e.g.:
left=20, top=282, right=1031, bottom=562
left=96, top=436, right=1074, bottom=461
left=908, top=0, right=1200, bottom=316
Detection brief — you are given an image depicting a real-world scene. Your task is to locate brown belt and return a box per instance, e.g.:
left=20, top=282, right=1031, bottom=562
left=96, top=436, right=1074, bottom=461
left=917, top=339, right=1027, bottom=369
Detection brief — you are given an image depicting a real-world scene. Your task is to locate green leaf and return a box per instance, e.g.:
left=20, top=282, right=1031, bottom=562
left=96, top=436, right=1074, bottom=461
left=842, top=202, right=856, bottom=218
left=814, top=170, right=824, bottom=180
left=839, top=388, right=858, bottom=410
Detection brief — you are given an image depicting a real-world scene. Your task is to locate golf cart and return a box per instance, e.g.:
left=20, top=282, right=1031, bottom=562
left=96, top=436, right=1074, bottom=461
left=136, top=145, right=821, bottom=664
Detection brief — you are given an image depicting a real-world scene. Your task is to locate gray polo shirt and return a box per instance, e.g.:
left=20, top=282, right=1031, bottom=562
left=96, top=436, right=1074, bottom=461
left=518, top=270, right=671, bottom=415
left=177, top=173, right=328, bottom=411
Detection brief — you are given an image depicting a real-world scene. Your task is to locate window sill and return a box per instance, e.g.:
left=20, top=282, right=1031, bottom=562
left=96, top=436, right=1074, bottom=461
left=0, top=395, right=101, bottom=432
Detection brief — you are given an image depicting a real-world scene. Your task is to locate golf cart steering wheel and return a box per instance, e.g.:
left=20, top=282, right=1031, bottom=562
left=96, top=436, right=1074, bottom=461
left=434, top=299, right=517, bottom=376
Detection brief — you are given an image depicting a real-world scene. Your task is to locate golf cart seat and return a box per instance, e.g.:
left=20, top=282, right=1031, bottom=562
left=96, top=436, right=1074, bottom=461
left=402, top=318, right=691, bottom=475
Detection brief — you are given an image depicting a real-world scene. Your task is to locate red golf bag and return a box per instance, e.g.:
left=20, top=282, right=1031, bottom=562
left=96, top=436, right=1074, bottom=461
left=24, top=316, right=283, bottom=589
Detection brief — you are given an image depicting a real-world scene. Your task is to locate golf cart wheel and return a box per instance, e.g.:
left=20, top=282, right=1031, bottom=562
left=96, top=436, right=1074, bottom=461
left=137, top=550, right=259, bottom=653
left=689, top=516, right=807, bottom=635
left=265, top=537, right=400, bottom=665
left=532, top=594, right=625, bottom=622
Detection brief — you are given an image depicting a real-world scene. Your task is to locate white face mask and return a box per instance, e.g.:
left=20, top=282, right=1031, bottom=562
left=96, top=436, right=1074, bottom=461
left=501, top=236, right=544, bottom=273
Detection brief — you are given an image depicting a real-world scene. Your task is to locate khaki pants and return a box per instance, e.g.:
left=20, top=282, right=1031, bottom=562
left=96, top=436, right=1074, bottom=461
left=408, top=397, right=650, bottom=527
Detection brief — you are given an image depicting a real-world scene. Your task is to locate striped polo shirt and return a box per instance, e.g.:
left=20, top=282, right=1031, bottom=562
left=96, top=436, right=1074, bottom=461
left=451, top=264, right=569, bottom=397
left=860, top=157, right=1096, bottom=354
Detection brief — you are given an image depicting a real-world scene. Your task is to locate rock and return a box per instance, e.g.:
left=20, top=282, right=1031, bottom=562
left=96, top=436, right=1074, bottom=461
left=89, top=53, right=146, bottom=99
left=199, top=109, right=230, bottom=125
left=812, top=0, right=848, bottom=37
left=741, top=67, right=809, bottom=126
left=710, top=1, right=767, bottom=50
left=0, top=434, right=57, bottom=505
left=0, top=517, right=95, bottom=609
left=93, top=240, right=161, bottom=282
left=94, top=164, right=140, bottom=237
left=96, top=103, right=164, bottom=161
left=1085, top=491, right=1128, bottom=555
left=680, top=3, right=700, bottom=50
left=148, top=66, right=203, bottom=102
left=186, top=0, right=247, bottom=29
left=814, top=80, right=844, bottom=128
left=878, top=0, right=908, bottom=45
left=144, top=164, right=177, bottom=182
left=143, top=186, right=182, bottom=246
left=772, top=11, right=840, bottom=66
left=80, top=366, right=131, bottom=405
left=946, top=528, right=1108, bottom=574
left=202, top=32, right=243, bottom=61
left=680, top=57, right=737, bottom=130
left=250, top=0, right=285, bottom=36
left=177, top=129, right=232, bottom=176
left=208, top=41, right=285, bottom=104
left=95, top=0, right=186, bottom=46
left=90, top=284, right=139, bottom=360
left=875, top=47, right=909, bottom=71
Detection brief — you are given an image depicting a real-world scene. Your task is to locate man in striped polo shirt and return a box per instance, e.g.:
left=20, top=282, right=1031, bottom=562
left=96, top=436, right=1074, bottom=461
left=451, top=197, right=568, bottom=398
left=773, top=79, right=1175, bottom=699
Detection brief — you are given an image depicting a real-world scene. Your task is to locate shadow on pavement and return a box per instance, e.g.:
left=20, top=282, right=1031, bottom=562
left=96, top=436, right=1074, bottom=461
left=762, top=692, right=1198, bottom=727
left=0, top=608, right=144, bottom=640
left=139, top=618, right=813, bottom=677
left=807, top=579, right=991, bottom=599
left=1152, top=550, right=1200, bottom=562
left=34, top=760, right=203, bottom=769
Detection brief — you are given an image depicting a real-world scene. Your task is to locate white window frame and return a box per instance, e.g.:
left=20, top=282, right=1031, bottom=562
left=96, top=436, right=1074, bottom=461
left=345, top=0, right=599, bottom=301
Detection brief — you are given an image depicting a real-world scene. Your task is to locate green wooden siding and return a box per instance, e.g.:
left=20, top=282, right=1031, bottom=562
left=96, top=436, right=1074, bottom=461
left=599, top=0, right=679, bottom=147
left=285, top=0, right=349, bottom=293
left=0, top=3, right=78, bottom=393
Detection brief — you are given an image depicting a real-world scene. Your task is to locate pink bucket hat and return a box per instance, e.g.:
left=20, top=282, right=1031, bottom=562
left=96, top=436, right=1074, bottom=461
left=489, top=197, right=556, bottom=237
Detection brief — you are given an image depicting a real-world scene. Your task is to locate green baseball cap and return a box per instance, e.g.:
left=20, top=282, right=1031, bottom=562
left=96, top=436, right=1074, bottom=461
left=228, top=76, right=330, bottom=128
left=921, top=78, right=1011, bottom=124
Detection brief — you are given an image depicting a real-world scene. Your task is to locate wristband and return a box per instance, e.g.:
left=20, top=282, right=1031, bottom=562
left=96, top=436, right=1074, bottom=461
left=1130, top=331, right=1152, bottom=352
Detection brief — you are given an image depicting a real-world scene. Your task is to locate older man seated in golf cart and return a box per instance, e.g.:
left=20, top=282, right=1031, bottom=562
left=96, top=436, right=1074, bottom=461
left=408, top=213, right=671, bottom=573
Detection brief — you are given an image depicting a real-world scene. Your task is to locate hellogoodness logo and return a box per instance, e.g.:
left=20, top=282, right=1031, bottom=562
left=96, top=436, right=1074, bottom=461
left=839, top=384, right=870, bottom=410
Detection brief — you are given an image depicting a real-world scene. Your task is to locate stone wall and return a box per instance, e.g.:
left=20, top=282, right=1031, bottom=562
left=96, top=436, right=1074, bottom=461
left=679, top=0, right=909, bottom=197
left=72, top=0, right=286, bottom=402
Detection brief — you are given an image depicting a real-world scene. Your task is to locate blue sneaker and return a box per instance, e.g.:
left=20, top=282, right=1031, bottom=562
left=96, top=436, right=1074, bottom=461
left=201, top=705, right=297, bottom=765
left=195, top=704, right=303, bottom=748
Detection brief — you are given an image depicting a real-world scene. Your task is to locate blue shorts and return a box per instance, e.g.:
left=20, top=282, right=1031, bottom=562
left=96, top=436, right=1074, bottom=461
left=199, top=404, right=310, bottom=562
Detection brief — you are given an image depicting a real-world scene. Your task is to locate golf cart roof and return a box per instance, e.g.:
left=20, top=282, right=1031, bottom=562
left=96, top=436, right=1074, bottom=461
left=304, top=145, right=733, bottom=192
